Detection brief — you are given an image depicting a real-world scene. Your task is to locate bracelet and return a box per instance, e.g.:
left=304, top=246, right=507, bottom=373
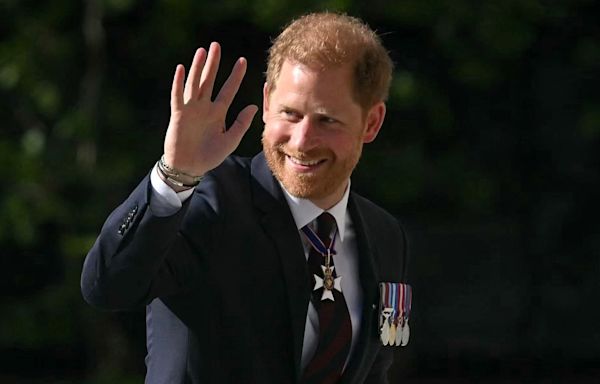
left=159, top=155, right=203, bottom=181
left=157, top=155, right=203, bottom=188
left=156, top=166, right=198, bottom=189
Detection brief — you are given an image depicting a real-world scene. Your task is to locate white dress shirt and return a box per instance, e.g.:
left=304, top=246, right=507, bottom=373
left=149, top=165, right=363, bottom=371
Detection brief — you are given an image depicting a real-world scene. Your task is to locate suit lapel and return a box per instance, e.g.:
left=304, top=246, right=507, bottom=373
left=250, top=153, right=311, bottom=381
left=341, top=193, right=382, bottom=384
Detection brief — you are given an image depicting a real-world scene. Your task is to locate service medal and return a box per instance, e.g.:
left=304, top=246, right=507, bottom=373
left=395, top=318, right=403, bottom=346
left=379, top=282, right=413, bottom=347
left=380, top=308, right=392, bottom=345
left=401, top=319, right=410, bottom=346
left=313, top=265, right=342, bottom=301
left=389, top=320, right=397, bottom=346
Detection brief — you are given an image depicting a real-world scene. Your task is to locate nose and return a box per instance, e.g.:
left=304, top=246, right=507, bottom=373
left=289, top=117, right=319, bottom=152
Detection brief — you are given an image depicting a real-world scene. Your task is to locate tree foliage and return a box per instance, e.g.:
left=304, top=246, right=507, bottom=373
left=1, top=0, right=598, bottom=382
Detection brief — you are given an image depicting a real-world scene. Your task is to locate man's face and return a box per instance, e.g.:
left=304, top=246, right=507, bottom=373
left=262, top=60, right=384, bottom=209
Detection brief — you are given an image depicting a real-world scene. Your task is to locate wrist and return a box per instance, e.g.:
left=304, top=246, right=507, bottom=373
left=156, top=155, right=203, bottom=192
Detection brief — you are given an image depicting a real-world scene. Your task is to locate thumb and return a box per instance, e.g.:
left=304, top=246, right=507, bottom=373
left=226, top=104, right=259, bottom=144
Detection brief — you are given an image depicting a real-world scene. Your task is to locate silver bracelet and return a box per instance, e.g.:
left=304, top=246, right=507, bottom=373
left=157, top=156, right=203, bottom=187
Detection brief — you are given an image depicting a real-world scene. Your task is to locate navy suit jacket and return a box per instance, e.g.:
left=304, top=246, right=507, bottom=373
left=81, top=152, right=409, bottom=383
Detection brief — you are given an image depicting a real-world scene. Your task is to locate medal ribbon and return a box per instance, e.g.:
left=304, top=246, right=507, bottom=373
left=301, top=222, right=338, bottom=257
left=391, top=283, right=397, bottom=321
left=394, top=283, right=400, bottom=324
left=403, top=284, right=412, bottom=320
left=381, top=283, right=396, bottom=324
left=380, top=282, right=412, bottom=324
left=384, top=283, right=391, bottom=307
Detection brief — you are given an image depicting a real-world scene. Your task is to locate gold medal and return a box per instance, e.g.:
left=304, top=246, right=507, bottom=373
left=389, top=321, right=397, bottom=346
left=323, top=267, right=335, bottom=290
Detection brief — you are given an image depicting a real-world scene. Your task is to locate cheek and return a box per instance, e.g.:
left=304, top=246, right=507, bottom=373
left=264, top=121, right=290, bottom=144
left=327, top=133, right=360, bottom=154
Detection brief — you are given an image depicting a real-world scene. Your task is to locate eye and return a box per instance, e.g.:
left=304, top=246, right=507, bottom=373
left=281, top=108, right=301, bottom=122
left=318, top=115, right=339, bottom=125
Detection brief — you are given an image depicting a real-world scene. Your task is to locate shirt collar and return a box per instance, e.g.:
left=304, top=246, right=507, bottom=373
left=280, top=180, right=350, bottom=241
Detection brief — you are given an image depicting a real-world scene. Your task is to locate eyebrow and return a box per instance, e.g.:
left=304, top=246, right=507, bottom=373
left=277, top=103, right=338, bottom=117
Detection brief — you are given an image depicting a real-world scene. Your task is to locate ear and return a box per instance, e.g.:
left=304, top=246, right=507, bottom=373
left=262, top=82, right=270, bottom=124
left=362, top=102, right=386, bottom=143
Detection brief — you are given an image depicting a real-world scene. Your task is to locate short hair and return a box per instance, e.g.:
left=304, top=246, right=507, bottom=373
left=266, top=12, right=393, bottom=111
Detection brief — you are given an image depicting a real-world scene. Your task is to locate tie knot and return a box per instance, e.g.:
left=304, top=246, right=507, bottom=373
left=316, top=212, right=336, bottom=242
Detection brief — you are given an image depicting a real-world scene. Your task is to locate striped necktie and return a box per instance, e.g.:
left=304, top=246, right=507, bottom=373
left=301, top=212, right=352, bottom=384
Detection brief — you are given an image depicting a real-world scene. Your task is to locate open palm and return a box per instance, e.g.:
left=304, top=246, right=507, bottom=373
left=163, top=42, right=258, bottom=177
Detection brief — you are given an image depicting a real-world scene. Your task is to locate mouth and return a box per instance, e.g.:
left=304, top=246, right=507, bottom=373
left=285, top=154, right=326, bottom=172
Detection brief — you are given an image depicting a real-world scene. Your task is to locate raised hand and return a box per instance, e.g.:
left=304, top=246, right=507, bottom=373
left=163, top=42, right=258, bottom=177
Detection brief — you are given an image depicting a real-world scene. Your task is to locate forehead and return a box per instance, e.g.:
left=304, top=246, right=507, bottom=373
left=270, top=60, right=359, bottom=109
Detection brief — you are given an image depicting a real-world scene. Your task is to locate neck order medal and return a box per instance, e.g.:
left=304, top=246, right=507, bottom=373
left=312, top=253, right=342, bottom=301
left=301, top=223, right=341, bottom=301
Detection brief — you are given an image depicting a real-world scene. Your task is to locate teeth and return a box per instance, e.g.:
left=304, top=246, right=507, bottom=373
left=288, top=156, right=320, bottom=166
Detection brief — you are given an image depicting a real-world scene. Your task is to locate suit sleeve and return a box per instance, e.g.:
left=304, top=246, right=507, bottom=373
left=80, top=173, right=221, bottom=310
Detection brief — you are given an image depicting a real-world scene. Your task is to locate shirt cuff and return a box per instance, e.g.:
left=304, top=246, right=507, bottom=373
left=149, top=164, right=194, bottom=217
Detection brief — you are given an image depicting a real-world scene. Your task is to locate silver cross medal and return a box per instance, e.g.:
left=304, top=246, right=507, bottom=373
left=313, top=249, right=342, bottom=301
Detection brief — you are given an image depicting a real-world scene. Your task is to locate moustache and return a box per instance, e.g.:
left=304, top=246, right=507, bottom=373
left=272, top=144, right=330, bottom=160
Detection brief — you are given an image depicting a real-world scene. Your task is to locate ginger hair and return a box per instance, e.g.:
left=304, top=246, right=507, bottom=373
left=266, top=12, right=393, bottom=111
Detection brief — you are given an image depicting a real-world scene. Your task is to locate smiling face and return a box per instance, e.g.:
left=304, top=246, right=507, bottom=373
left=262, top=60, right=385, bottom=209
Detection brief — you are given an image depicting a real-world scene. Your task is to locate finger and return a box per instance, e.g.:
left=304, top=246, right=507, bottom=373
left=226, top=104, right=258, bottom=142
left=214, top=57, right=247, bottom=109
left=184, top=48, right=207, bottom=101
left=171, top=64, right=185, bottom=111
left=198, top=42, right=221, bottom=99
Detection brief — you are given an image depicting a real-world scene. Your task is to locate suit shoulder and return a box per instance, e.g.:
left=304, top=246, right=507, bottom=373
left=206, top=155, right=251, bottom=181
left=191, top=155, right=251, bottom=195
left=351, top=192, right=402, bottom=229
left=351, top=192, right=409, bottom=280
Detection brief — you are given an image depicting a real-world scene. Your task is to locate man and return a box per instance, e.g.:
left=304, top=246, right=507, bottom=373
left=81, top=12, right=410, bottom=384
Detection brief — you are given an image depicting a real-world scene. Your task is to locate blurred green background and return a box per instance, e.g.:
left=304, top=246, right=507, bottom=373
left=1, top=0, right=599, bottom=382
